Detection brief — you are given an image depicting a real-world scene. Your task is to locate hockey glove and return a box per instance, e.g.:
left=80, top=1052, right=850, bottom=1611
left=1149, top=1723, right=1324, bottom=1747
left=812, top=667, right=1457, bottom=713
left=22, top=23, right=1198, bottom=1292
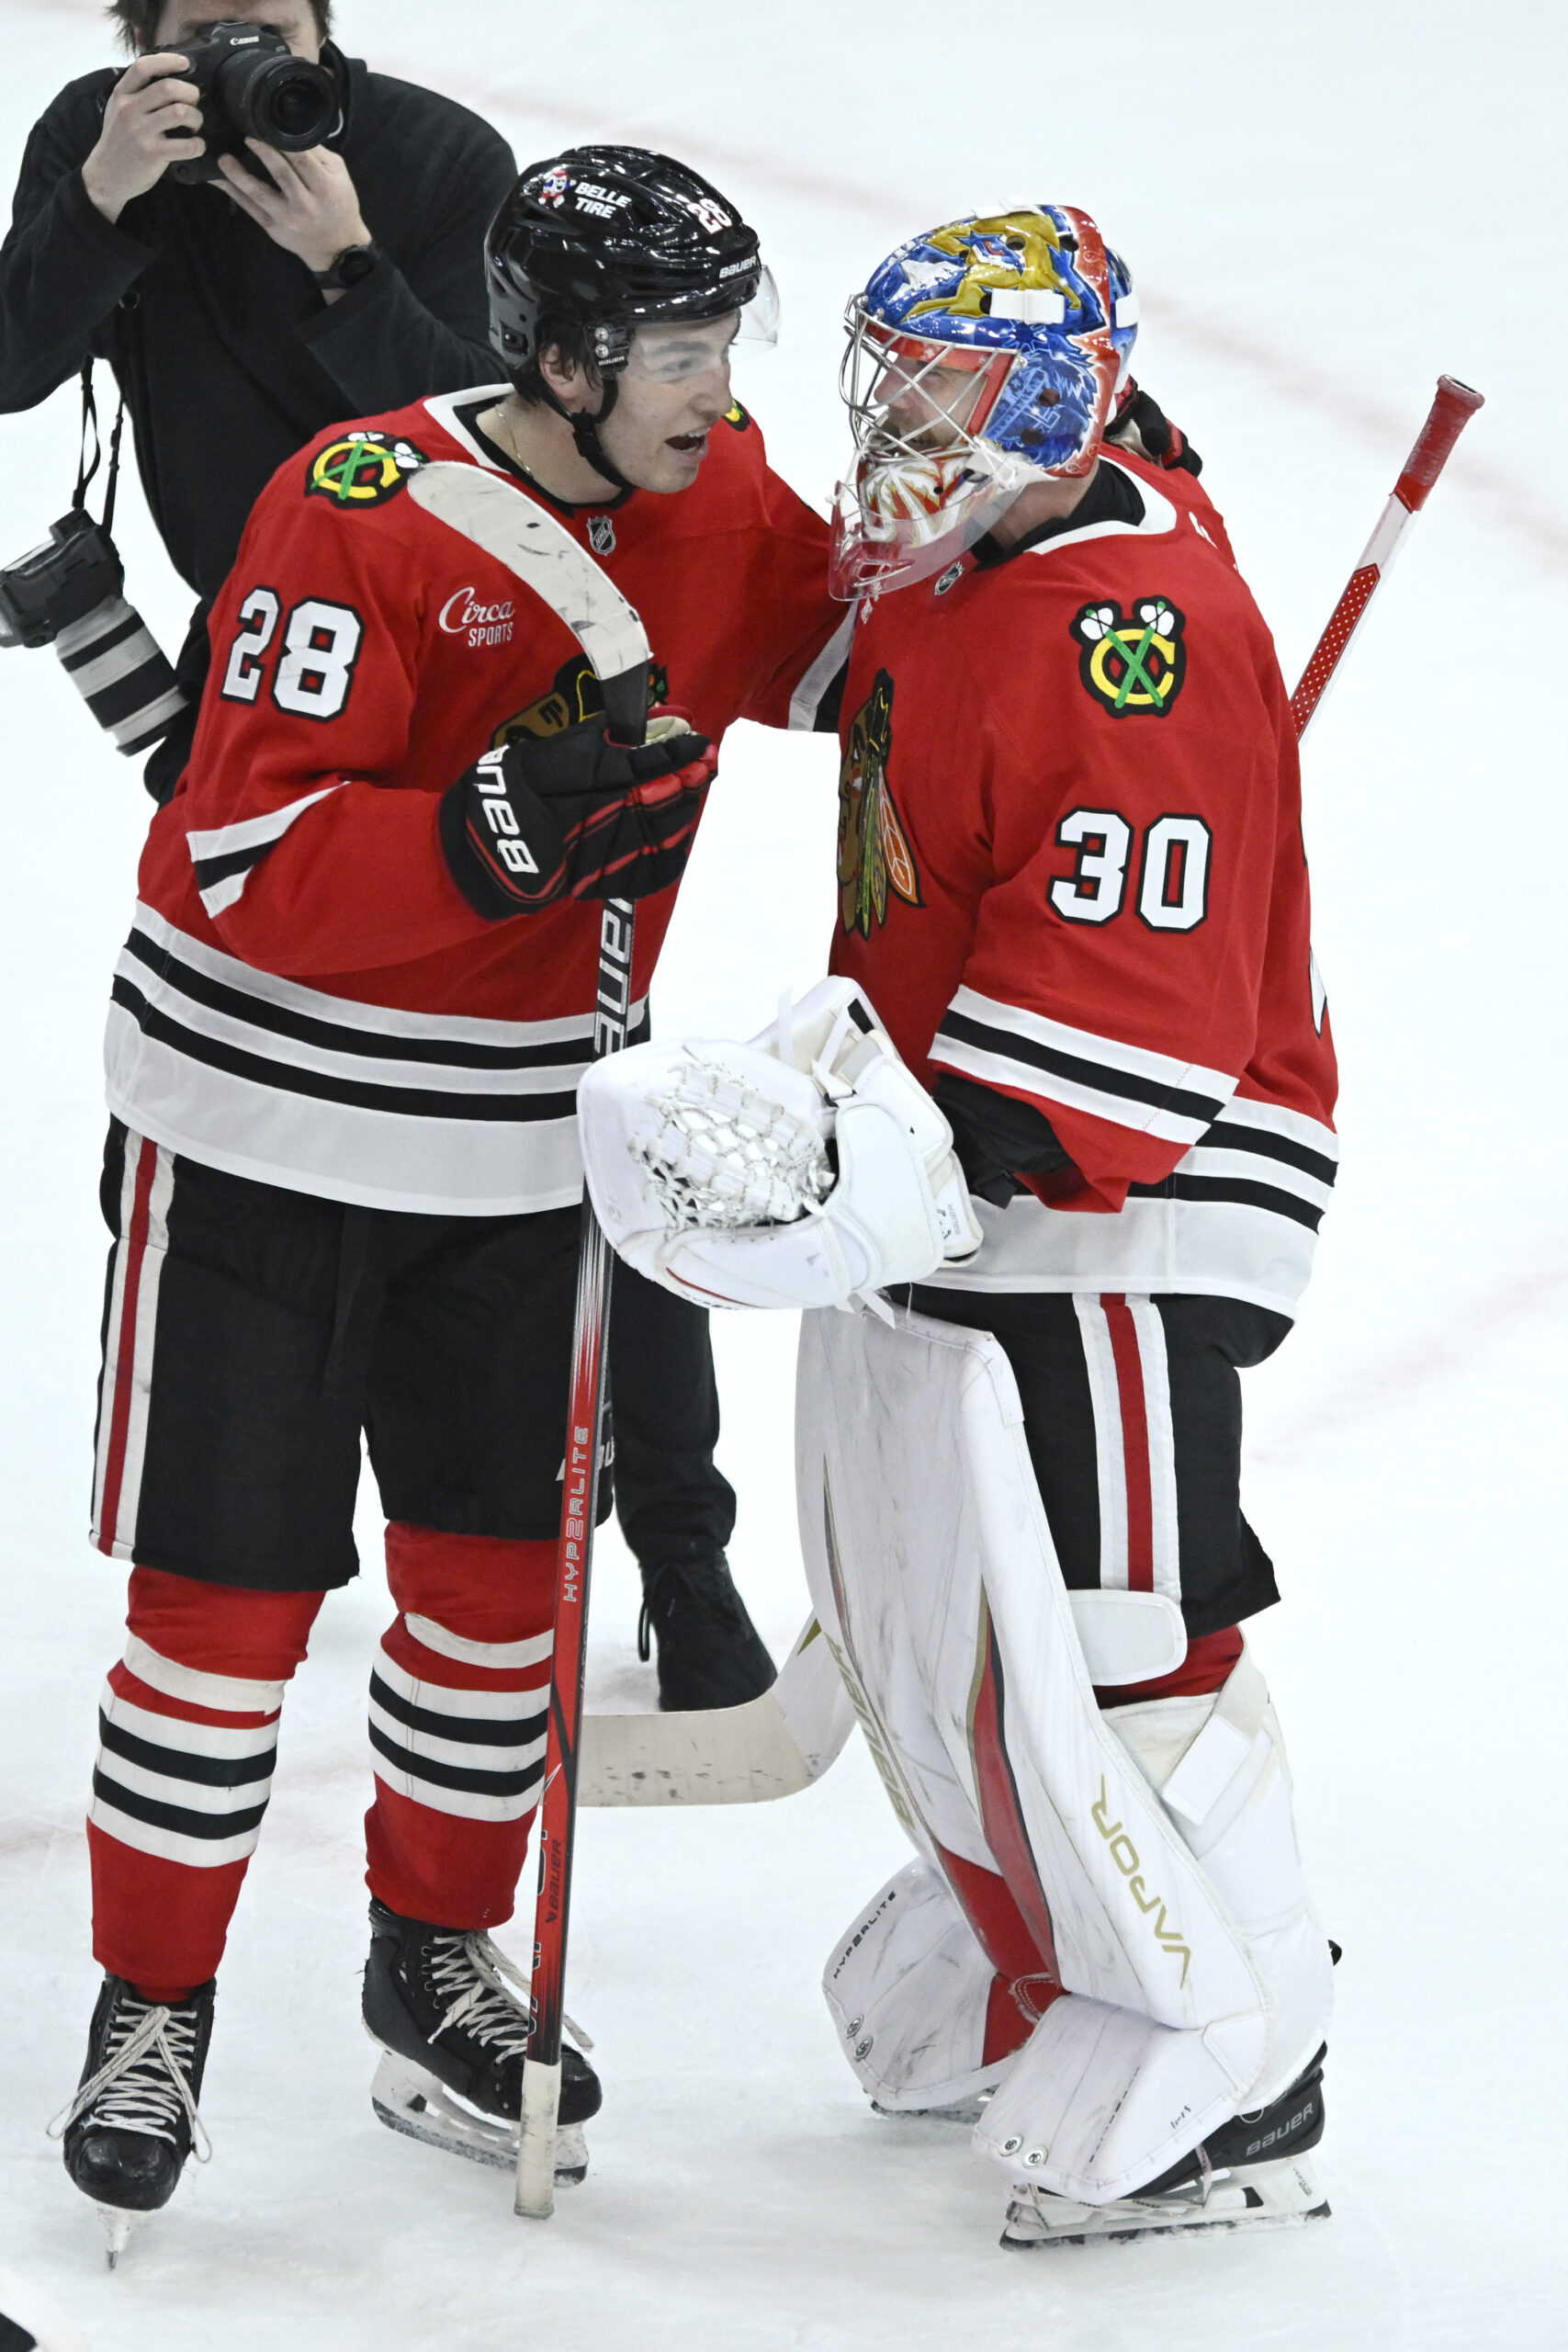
left=933, top=1071, right=1075, bottom=1205
left=440, top=709, right=717, bottom=916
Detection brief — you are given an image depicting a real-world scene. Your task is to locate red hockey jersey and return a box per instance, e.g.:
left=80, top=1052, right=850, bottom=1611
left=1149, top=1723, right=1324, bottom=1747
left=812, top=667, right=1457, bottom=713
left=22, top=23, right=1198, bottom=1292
left=107, top=387, right=848, bottom=1214
left=829, top=453, right=1337, bottom=1316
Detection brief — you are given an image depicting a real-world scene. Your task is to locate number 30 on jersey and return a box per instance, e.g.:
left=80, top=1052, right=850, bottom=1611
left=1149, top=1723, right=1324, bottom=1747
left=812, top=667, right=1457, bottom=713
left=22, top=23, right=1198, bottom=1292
left=1049, top=807, right=1212, bottom=933
left=220, top=588, right=365, bottom=722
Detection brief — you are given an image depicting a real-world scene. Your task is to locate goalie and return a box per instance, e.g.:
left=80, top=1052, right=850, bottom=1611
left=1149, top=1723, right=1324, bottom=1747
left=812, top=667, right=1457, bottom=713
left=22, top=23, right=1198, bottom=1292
left=581, top=202, right=1339, bottom=2248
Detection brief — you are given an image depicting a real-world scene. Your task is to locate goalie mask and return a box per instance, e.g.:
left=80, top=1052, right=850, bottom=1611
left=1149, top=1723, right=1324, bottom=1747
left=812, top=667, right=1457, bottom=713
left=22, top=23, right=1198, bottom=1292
left=829, top=204, right=1138, bottom=600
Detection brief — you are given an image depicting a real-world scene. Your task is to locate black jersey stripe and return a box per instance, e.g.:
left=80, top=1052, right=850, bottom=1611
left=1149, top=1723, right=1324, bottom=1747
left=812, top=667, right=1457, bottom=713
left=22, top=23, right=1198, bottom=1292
left=112, top=978, right=586, bottom=1124
left=1197, top=1118, right=1338, bottom=1187
left=121, top=926, right=647, bottom=1073
left=936, top=1010, right=1227, bottom=1126
left=367, top=1720, right=543, bottom=1799
left=191, top=840, right=275, bottom=895
left=92, top=1768, right=270, bottom=1842
left=368, top=1673, right=547, bottom=1749
left=1125, top=1173, right=1324, bottom=1230
left=98, top=1712, right=276, bottom=1790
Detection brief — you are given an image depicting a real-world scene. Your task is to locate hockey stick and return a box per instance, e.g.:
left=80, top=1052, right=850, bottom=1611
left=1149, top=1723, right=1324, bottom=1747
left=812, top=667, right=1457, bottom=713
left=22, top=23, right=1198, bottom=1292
left=1290, top=374, right=1483, bottom=741
left=408, top=463, right=649, bottom=2221
left=579, top=1612, right=856, bottom=1805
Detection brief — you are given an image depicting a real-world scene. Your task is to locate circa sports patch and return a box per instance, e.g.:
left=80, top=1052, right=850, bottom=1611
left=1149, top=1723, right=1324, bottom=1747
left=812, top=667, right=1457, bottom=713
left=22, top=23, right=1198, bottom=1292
left=306, top=432, right=430, bottom=509
left=837, top=668, right=923, bottom=937
left=1070, top=597, right=1187, bottom=717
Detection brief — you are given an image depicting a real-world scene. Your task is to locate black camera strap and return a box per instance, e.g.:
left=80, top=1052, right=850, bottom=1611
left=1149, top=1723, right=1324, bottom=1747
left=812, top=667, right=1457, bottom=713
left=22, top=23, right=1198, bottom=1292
left=74, top=360, right=127, bottom=537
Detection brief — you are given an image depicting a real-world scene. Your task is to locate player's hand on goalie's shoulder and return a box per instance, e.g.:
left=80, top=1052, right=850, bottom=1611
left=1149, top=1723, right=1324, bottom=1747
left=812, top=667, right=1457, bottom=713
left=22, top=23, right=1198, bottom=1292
left=579, top=979, right=984, bottom=1312
left=440, top=707, right=717, bottom=916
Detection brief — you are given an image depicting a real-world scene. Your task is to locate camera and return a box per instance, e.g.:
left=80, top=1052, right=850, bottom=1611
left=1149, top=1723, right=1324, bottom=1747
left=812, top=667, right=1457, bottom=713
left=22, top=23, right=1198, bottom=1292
left=163, top=19, right=338, bottom=186
left=0, top=512, right=188, bottom=758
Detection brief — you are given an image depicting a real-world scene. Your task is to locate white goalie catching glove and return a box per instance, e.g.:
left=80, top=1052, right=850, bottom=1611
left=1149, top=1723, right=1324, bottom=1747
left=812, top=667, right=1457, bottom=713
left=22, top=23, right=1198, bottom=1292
left=578, top=978, right=983, bottom=1310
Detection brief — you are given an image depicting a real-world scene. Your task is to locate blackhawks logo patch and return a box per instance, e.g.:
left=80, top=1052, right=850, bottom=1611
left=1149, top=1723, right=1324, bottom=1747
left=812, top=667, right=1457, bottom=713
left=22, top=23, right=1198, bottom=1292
left=1071, top=597, right=1187, bottom=717
left=837, top=669, right=923, bottom=938
left=491, top=654, right=670, bottom=751
left=307, top=432, right=429, bottom=509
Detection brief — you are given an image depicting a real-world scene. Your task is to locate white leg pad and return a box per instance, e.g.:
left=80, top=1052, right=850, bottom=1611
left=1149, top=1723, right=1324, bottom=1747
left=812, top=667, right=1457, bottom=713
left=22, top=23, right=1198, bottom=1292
left=1109, top=1680, right=1335, bottom=2113
left=796, top=1305, right=1331, bottom=2203
left=975, top=1993, right=1254, bottom=2198
left=822, top=1859, right=1011, bottom=2112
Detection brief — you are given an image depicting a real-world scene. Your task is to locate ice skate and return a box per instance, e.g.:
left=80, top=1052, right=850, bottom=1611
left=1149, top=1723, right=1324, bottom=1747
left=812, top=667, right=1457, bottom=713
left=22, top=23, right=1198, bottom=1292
left=637, top=1553, right=777, bottom=1711
left=51, top=1976, right=215, bottom=2266
left=1000, top=2048, right=1330, bottom=2249
left=363, top=1901, right=600, bottom=2183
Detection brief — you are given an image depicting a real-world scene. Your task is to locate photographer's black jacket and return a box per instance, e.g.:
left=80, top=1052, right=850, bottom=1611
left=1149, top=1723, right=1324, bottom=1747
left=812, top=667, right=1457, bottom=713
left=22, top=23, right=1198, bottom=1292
left=0, top=45, right=515, bottom=602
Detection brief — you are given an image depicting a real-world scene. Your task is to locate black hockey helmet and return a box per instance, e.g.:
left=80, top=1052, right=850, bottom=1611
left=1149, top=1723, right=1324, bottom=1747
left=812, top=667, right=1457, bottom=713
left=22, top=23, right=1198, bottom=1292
left=486, top=147, right=773, bottom=383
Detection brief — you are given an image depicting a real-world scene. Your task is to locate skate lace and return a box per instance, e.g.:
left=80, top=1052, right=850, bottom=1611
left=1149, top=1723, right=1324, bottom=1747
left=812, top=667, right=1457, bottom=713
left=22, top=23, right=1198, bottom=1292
left=424, top=1934, right=595, bottom=2062
left=48, top=1996, right=211, bottom=2161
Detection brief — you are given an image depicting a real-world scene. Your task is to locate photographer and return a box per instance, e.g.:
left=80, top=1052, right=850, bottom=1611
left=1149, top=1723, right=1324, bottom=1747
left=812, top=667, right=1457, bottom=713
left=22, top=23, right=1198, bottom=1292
left=0, top=1, right=517, bottom=800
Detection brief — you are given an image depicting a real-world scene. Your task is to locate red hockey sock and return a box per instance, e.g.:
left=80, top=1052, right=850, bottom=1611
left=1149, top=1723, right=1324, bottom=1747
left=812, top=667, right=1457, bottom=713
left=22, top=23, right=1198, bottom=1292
left=89, top=1567, right=323, bottom=1990
left=365, top=1524, right=558, bottom=1929
left=1094, top=1623, right=1244, bottom=1708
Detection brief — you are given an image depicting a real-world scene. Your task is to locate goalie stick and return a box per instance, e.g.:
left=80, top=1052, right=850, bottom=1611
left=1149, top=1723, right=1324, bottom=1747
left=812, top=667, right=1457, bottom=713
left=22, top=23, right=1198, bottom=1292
left=409, top=463, right=649, bottom=2222
left=565, top=372, right=1489, bottom=1817
left=1290, top=373, right=1483, bottom=740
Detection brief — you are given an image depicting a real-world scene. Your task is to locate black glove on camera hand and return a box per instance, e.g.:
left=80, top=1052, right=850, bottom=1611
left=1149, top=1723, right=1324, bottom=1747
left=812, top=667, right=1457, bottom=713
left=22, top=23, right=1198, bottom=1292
left=440, top=710, right=717, bottom=916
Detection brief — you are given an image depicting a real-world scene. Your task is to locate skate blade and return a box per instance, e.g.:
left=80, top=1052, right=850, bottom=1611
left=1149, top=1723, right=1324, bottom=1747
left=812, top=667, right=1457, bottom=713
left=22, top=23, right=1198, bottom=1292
left=1001, top=2157, right=1330, bottom=2250
left=97, top=2207, right=135, bottom=2268
left=369, top=2050, right=588, bottom=2186
left=871, top=2096, right=988, bottom=2125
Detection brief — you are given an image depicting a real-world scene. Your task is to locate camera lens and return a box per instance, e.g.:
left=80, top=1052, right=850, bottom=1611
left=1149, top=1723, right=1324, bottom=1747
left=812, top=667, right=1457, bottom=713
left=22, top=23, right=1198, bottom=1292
left=265, top=72, right=332, bottom=140
left=223, top=51, right=337, bottom=151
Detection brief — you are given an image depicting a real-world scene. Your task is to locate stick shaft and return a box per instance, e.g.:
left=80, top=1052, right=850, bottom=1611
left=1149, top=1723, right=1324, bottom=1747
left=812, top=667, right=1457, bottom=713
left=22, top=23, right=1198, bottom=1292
left=1290, top=374, right=1483, bottom=742
left=515, top=897, right=636, bottom=2219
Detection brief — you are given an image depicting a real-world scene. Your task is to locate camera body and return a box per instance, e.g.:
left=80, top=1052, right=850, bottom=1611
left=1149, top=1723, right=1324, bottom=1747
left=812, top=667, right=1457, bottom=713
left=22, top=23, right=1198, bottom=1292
left=0, top=513, right=188, bottom=758
left=0, top=509, right=121, bottom=649
left=164, top=20, right=338, bottom=186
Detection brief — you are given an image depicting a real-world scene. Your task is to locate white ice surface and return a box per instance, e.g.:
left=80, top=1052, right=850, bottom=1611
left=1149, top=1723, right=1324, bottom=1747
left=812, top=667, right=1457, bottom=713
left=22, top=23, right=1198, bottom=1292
left=1, top=1, right=1566, bottom=2344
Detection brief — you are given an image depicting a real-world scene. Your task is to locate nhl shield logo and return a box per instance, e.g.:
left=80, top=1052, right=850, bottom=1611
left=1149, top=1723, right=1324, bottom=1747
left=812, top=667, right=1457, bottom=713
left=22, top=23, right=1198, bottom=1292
left=587, top=515, right=616, bottom=557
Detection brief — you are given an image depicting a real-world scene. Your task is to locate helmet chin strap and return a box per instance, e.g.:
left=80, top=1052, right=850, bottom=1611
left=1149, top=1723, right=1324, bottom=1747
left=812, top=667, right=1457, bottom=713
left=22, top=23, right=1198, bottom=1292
left=542, top=374, right=637, bottom=498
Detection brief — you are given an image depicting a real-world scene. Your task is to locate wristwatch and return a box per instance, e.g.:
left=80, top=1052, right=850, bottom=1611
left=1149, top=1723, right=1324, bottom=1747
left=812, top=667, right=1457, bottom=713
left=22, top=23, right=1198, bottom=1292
left=312, top=243, right=379, bottom=291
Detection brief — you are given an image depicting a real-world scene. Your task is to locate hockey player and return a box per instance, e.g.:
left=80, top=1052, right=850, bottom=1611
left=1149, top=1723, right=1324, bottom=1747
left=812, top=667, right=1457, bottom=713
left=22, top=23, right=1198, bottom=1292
left=53, top=147, right=850, bottom=2252
left=580, top=204, right=1338, bottom=2246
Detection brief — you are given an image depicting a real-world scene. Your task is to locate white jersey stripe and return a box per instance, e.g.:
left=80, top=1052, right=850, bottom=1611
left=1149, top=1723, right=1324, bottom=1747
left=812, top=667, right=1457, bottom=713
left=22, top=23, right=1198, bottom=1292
left=108, top=1142, right=173, bottom=1561
left=1128, top=1296, right=1182, bottom=1603
left=943, top=984, right=1236, bottom=1112
left=1073, top=1296, right=1129, bottom=1590
left=90, top=1132, right=142, bottom=1540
